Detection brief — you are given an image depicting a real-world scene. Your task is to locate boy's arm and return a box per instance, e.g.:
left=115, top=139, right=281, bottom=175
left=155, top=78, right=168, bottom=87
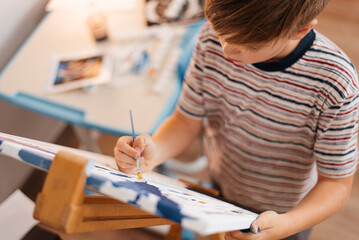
left=152, top=109, right=203, bottom=167
left=227, top=174, right=354, bottom=240
left=282, top=174, right=354, bottom=234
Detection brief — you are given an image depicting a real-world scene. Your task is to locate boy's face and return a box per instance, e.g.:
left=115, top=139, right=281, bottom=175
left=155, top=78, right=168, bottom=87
left=217, top=34, right=295, bottom=65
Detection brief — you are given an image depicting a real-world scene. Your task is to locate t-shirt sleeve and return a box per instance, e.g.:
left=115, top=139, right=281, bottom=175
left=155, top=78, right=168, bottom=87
left=177, top=29, right=206, bottom=120
left=314, top=90, right=359, bottom=178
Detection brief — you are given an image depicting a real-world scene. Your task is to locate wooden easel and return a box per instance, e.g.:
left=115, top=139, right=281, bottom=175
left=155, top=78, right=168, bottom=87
left=33, top=150, right=182, bottom=239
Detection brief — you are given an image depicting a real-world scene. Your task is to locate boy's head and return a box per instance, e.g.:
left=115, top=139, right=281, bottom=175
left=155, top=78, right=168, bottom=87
left=205, top=0, right=330, bottom=65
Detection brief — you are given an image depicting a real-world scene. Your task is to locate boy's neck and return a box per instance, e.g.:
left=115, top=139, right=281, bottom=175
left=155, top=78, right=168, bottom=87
left=265, top=39, right=301, bottom=63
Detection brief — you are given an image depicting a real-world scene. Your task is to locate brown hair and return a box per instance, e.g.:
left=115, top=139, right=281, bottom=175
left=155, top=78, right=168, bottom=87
left=205, top=0, right=330, bottom=45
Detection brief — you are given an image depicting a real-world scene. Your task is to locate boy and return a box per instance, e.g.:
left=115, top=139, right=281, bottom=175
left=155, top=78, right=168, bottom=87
left=114, top=0, right=358, bottom=239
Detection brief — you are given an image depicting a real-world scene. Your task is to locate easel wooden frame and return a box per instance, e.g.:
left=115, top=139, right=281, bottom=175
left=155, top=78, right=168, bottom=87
left=33, top=150, right=183, bottom=239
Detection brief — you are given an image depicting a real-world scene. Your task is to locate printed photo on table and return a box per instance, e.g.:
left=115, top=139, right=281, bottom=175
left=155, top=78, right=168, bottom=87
left=46, top=51, right=112, bottom=93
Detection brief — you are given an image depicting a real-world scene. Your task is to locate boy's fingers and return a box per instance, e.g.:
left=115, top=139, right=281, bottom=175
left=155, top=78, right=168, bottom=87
left=114, top=134, right=154, bottom=174
left=250, top=211, right=278, bottom=233
left=117, top=161, right=136, bottom=169
left=115, top=136, right=140, bottom=159
left=114, top=150, right=138, bottom=165
left=133, top=134, right=151, bottom=153
left=226, top=211, right=280, bottom=240
left=116, top=135, right=133, bottom=145
left=114, top=152, right=137, bottom=174
left=118, top=165, right=138, bottom=175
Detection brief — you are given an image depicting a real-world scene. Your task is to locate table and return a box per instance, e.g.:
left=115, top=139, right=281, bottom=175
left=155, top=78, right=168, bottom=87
left=0, top=2, right=198, bottom=148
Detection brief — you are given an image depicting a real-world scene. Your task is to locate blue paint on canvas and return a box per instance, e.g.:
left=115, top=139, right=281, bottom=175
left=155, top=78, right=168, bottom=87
left=18, top=149, right=52, bottom=171
left=109, top=171, right=131, bottom=178
left=86, top=175, right=192, bottom=224
left=94, top=165, right=111, bottom=171
left=120, top=181, right=191, bottom=223
left=84, top=175, right=101, bottom=190
left=94, top=166, right=131, bottom=179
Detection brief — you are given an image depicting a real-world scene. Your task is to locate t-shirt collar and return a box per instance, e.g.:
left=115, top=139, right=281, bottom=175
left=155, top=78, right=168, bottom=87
left=252, top=29, right=315, bottom=72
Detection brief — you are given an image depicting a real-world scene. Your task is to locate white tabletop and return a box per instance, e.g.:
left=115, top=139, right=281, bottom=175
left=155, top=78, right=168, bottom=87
left=0, top=2, right=183, bottom=136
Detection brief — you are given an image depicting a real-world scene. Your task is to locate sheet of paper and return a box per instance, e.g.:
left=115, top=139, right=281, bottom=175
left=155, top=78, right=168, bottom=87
left=0, top=190, right=38, bottom=240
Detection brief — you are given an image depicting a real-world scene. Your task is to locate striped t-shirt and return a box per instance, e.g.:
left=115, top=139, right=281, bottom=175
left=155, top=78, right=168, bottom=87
left=177, top=24, right=358, bottom=213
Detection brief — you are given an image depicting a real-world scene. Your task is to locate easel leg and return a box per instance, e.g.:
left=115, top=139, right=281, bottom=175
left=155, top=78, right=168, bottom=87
left=164, top=224, right=182, bottom=240
left=210, top=232, right=225, bottom=240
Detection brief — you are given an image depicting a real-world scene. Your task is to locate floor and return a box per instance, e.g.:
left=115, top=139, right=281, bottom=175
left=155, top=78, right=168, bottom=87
left=315, top=0, right=359, bottom=68
left=24, top=0, right=359, bottom=239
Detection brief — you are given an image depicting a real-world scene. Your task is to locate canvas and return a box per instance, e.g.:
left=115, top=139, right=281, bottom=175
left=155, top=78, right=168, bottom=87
left=0, top=132, right=257, bottom=235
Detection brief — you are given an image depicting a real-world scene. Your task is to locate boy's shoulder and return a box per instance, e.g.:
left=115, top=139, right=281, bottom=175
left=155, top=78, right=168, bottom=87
left=307, top=30, right=358, bottom=100
left=311, top=31, right=355, bottom=70
left=198, top=22, right=219, bottom=43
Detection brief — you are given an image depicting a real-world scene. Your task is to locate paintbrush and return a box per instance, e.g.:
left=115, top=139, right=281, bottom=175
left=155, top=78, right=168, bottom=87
left=129, top=110, right=142, bottom=180
left=178, top=178, right=220, bottom=198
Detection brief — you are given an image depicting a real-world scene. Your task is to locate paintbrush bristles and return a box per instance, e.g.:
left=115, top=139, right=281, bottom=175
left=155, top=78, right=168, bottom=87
left=137, top=172, right=143, bottom=180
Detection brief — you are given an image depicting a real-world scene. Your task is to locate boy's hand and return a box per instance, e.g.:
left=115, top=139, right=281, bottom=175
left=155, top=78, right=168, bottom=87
left=225, top=211, right=290, bottom=240
left=114, top=133, right=157, bottom=174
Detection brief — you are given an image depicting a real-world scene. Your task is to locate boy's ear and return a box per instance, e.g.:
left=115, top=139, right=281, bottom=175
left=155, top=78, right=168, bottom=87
left=290, top=18, right=318, bottom=40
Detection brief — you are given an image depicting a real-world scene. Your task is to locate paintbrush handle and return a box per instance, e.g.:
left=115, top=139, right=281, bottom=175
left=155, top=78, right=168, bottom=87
left=179, top=179, right=220, bottom=198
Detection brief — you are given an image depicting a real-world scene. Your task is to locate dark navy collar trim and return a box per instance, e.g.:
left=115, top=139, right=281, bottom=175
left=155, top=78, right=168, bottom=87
left=252, top=30, right=315, bottom=72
